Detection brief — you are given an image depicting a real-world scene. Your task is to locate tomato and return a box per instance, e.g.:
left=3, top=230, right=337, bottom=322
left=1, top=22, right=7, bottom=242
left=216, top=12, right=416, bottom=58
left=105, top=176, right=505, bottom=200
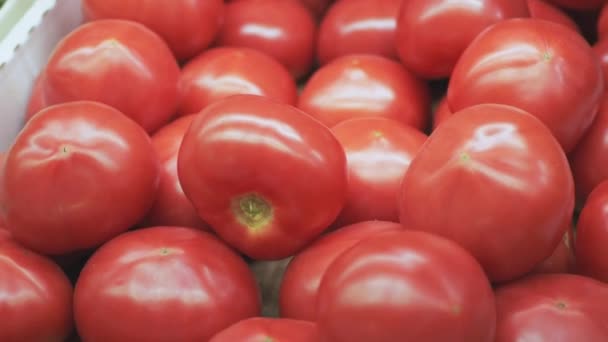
left=0, top=101, right=160, bottom=255
left=527, top=0, right=580, bottom=32
left=41, top=20, right=180, bottom=134
left=399, top=104, right=574, bottom=282
left=599, top=4, right=608, bottom=39
left=317, top=0, right=402, bottom=65
left=433, top=96, right=452, bottom=130
left=448, top=19, right=603, bottom=153
left=547, top=0, right=607, bottom=10
left=0, top=241, right=73, bottom=342
left=575, top=180, right=608, bottom=282
left=594, top=38, right=608, bottom=83
left=25, top=73, right=47, bottom=121
left=217, top=0, right=316, bottom=79
left=532, top=225, right=575, bottom=274
left=317, top=230, right=496, bottom=342
left=209, top=318, right=319, bottom=342
left=178, top=95, right=347, bottom=260
left=299, top=0, right=333, bottom=18
left=330, top=117, right=426, bottom=226
left=82, top=0, right=224, bottom=61
left=74, top=226, right=260, bottom=342
left=0, top=151, right=5, bottom=228
left=178, top=47, right=297, bottom=117
left=495, top=274, right=608, bottom=341
left=298, top=54, right=430, bottom=129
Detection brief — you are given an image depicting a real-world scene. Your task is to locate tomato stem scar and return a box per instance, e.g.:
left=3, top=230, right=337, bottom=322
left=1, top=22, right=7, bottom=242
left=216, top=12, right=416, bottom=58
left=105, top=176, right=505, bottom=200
left=232, top=193, right=273, bottom=230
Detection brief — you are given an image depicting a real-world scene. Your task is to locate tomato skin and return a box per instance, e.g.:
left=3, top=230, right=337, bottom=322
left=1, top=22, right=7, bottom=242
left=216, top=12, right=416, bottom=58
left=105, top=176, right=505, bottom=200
left=298, top=54, right=430, bottom=129
left=317, top=0, right=402, bottom=65
left=527, top=0, right=579, bottom=32
left=532, top=226, right=575, bottom=274
left=547, top=0, right=607, bottom=10
left=433, top=96, right=453, bottom=130
left=0, top=242, right=73, bottom=342
left=209, top=318, right=319, bottom=342
left=594, top=38, right=608, bottom=83
left=599, top=4, right=608, bottom=39
left=42, top=20, right=180, bottom=134
left=299, top=0, right=333, bottom=18
left=399, top=104, right=574, bottom=282
left=178, top=47, right=297, bottom=117
left=495, top=274, right=608, bottom=341
left=575, top=180, right=608, bottom=282
left=82, top=0, right=223, bottom=61
left=25, top=73, right=47, bottom=121
left=178, top=95, right=347, bottom=260
left=0, top=101, right=160, bottom=255
left=448, top=18, right=603, bottom=153
left=317, top=230, right=496, bottom=342
left=217, top=0, right=316, bottom=79
left=279, top=220, right=402, bottom=321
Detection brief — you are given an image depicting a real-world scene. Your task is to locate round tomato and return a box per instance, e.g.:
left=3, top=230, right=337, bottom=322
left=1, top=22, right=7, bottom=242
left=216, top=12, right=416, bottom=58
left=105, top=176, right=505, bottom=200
left=178, top=47, right=297, bottom=117
left=178, top=95, right=347, bottom=260
left=209, top=318, right=319, bottom=342
left=575, top=180, right=608, bottom=282
left=25, top=73, right=47, bottom=121
left=599, top=4, right=608, bottom=39
left=547, top=0, right=606, bottom=10
left=399, top=104, right=574, bottom=282
left=0, top=101, right=160, bottom=255
left=433, top=96, right=452, bottom=130
left=495, top=274, right=608, bottom=341
left=532, top=225, right=575, bottom=274
left=298, top=54, right=430, bottom=129
left=42, top=20, right=180, bottom=134
left=330, top=117, right=426, bottom=226
left=448, top=18, right=603, bottom=153
left=317, top=0, right=402, bottom=65
left=527, top=0, right=579, bottom=32
left=82, top=0, right=224, bottom=61
left=279, top=220, right=403, bottom=321
left=594, top=38, right=608, bottom=82
left=217, top=0, right=316, bottom=79
left=74, top=226, right=261, bottom=342
left=317, top=230, right=496, bottom=342
left=0, top=241, right=73, bottom=342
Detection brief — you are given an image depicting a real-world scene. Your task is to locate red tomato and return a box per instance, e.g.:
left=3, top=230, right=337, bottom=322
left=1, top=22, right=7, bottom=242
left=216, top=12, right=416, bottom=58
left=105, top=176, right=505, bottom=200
left=25, top=73, right=47, bottom=121
left=599, top=4, right=608, bottom=39
left=298, top=54, right=430, bottom=129
left=532, top=225, right=575, bottom=274
left=399, top=104, right=574, bottom=282
left=495, top=274, right=608, bottom=341
left=74, top=227, right=261, bottom=342
left=317, top=0, right=402, bottom=65
left=209, top=318, right=319, bottom=342
left=527, top=0, right=580, bottom=32
left=299, top=0, right=333, bottom=18
left=330, top=117, right=426, bottom=226
left=178, top=95, right=347, bottom=260
left=280, top=221, right=402, bottom=321
left=575, top=180, right=608, bottom=282
left=217, top=0, right=316, bottom=79
left=547, top=0, right=607, bottom=10
left=317, top=230, right=496, bottom=342
left=143, top=115, right=208, bottom=230
left=0, top=241, right=73, bottom=342
left=396, top=0, right=529, bottom=79
left=433, top=96, right=453, bottom=130
left=0, top=101, right=160, bottom=255
left=82, top=0, right=224, bottom=61
left=594, top=38, right=608, bottom=82
left=42, top=20, right=180, bottom=134
left=178, top=47, right=297, bottom=117
left=448, top=18, right=604, bottom=153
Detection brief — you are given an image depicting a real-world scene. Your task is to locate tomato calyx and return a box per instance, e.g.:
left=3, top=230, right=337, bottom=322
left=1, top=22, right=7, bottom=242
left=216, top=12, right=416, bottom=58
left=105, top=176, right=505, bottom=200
left=554, top=300, right=567, bottom=310
left=232, top=193, right=273, bottom=231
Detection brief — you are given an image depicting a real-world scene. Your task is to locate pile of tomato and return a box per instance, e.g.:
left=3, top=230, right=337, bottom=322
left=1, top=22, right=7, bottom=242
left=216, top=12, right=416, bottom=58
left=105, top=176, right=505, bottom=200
left=3, top=0, right=608, bottom=340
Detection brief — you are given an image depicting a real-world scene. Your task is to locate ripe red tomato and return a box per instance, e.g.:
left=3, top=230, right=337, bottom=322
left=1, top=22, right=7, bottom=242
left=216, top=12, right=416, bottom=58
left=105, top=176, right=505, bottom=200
left=74, top=226, right=261, bottom=342
left=532, top=225, right=575, bottom=274
left=594, top=38, right=608, bottom=82
left=0, top=241, right=73, bottom=342
left=279, top=220, right=402, bottom=321
left=527, top=0, right=580, bottom=32
left=0, top=101, right=160, bottom=255
left=399, top=104, right=574, bottom=282
left=495, top=274, right=608, bottom=341
left=42, top=20, right=180, bottom=134
left=25, top=73, right=47, bottom=121
left=209, top=318, right=319, bottom=342
left=217, top=0, right=316, bottom=79
left=433, top=96, right=452, bottom=130
left=178, top=95, right=347, bottom=260
left=317, top=0, right=402, bottom=65
left=448, top=18, right=604, bottom=153
left=599, top=4, right=608, bottom=39
left=547, top=0, right=606, bottom=10
left=299, top=0, right=334, bottom=18
left=317, top=230, right=496, bottom=342
left=178, top=47, right=297, bottom=117
left=575, top=180, right=608, bottom=282
left=82, top=0, right=224, bottom=61
left=298, top=54, right=430, bottom=129
left=330, top=117, right=426, bottom=226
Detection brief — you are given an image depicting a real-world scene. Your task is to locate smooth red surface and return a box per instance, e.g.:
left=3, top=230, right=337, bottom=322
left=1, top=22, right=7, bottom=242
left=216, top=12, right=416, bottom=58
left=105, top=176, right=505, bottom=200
left=25, top=73, right=47, bottom=121
left=575, top=181, right=608, bottom=282
left=0, top=101, right=160, bottom=255
left=399, top=104, right=574, bottom=282
left=74, top=227, right=261, bottom=342
left=317, top=230, right=496, bottom=342
left=209, top=318, right=319, bottom=342
left=217, top=0, right=316, bottom=79
left=495, top=274, right=608, bottom=341
left=82, top=0, right=224, bottom=61
left=547, top=0, right=606, bottom=10
left=42, top=20, right=180, bottom=134
left=448, top=18, right=604, bottom=153
left=433, top=96, right=453, bottom=130
left=178, top=95, right=347, bottom=260
left=178, top=47, right=297, bottom=117
left=299, top=0, right=333, bottom=18
left=599, top=4, right=608, bottom=39
left=279, top=221, right=403, bottom=321
left=527, top=0, right=579, bottom=32
left=298, top=54, right=430, bottom=129
left=594, top=38, right=608, bottom=83
left=317, top=0, right=402, bottom=65
left=0, top=242, right=73, bottom=342
left=0, top=152, right=5, bottom=229
left=532, top=226, right=575, bottom=274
